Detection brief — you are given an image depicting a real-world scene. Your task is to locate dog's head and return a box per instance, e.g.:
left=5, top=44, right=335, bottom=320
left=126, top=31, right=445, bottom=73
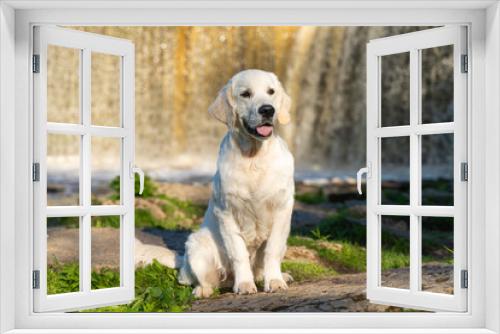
left=208, top=69, right=291, bottom=141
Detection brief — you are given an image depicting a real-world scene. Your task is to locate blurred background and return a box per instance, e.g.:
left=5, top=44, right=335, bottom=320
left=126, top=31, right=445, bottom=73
left=48, top=26, right=452, bottom=182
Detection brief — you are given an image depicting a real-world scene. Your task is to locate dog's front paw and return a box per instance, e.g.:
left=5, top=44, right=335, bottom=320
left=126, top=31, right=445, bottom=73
left=264, top=278, right=288, bottom=293
left=282, top=272, right=294, bottom=283
left=193, top=285, right=214, bottom=298
left=235, top=281, right=258, bottom=295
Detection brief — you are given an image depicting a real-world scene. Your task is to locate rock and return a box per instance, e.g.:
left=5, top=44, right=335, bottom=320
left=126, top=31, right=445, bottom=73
left=156, top=182, right=211, bottom=205
left=190, top=272, right=406, bottom=312
left=285, top=246, right=321, bottom=263
left=316, top=240, right=343, bottom=252
left=302, top=178, right=331, bottom=186
left=135, top=198, right=167, bottom=220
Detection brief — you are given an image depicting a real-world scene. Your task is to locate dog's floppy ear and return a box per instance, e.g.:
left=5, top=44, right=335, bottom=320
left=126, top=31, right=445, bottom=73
left=277, top=88, right=291, bottom=125
left=208, top=81, right=235, bottom=127
left=271, top=73, right=291, bottom=125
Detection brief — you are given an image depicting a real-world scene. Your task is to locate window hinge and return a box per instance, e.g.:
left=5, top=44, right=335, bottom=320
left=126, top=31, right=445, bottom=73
left=32, top=163, right=40, bottom=182
left=461, top=54, right=468, bottom=73
left=461, top=162, right=468, bottom=182
left=461, top=269, right=468, bottom=289
left=32, top=270, right=40, bottom=289
left=32, top=54, right=40, bottom=73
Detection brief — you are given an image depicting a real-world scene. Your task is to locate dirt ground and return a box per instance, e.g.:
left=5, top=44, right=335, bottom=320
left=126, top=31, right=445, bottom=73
left=190, top=266, right=451, bottom=312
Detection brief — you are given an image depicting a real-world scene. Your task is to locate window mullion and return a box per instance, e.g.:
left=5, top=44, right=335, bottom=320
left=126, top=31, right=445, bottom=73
left=409, top=48, right=421, bottom=293
left=80, top=48, right=92, bottom=293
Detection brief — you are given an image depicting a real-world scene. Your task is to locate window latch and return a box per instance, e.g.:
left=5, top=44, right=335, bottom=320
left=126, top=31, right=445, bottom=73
left=130, top=162, right=144, bottom=195
left=356, top=162, right=371, bottom=195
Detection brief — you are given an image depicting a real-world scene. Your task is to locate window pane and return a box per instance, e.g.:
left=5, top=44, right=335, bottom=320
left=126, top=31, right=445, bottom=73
left=380, top=215, right=410, bottom=289
left=47, top=217, right=80, bottom=294
left=91, top=52, right=121, bottom=127
left=421, top=134, right=454, bottom=206
left=421, top=45, right=454, bottom=124
left=91, top=216, right=121, bottom=289
left=381, top=137, right=410, bottom=205
left=47, top=133, right=80, bottom=206
left=421, top=217, right=454, bottom=294
left=47, top=45, right=80, bottom=124
left=381, top=52, right=410, bottom=127
left=91, top=137, right=121, bottom=205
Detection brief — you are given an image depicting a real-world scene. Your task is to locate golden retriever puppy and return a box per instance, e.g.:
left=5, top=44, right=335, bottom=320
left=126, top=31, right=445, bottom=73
left=178, top=69, right=295, bottom=298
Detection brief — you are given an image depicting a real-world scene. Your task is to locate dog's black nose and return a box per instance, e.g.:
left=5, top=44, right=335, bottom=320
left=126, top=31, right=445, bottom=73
left=258, top=105, right=275, bottom=118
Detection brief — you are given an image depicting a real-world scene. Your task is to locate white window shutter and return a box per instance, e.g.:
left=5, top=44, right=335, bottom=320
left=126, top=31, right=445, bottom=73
left=365, top=26, right=468, bottom=312
left=33, top=26, right=136, bottom=312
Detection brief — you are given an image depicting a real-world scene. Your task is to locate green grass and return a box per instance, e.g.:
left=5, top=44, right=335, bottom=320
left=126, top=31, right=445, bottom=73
left=281, top=260, right=337, bottom=281
left=304, top=209, right=452, bottom=262
left=110, top=174, right=158, bottom=199
left=89, top=198, right=205, bottom=231
left=382, top=179, right=453, bottom=206
left=91, top=267, right=120, bottom=289
left=48, top=260, right=194, bottom=312
left=47, top=261, right=122, bottom=294
left=47, top=261, right=80, bottom=294
left=124, top=175, right=205, bottom=231
left=422, top=178, right=453, bottom=192
left=91, top=215, right=121, bottom=228
left=156, top=193, right=206, bottom=230
left=289, top=235, right=414, bottom=273
left=88, top=175, right=206, bottom=231
left=288, top=235, right=367, bottom=273
left=313, top=209, right=366, bottom=245
left=90, top=261, right=193, bottom=312
left=295, top=189, right=327, bottom=205
left=381, top=189, right=409, bottom=206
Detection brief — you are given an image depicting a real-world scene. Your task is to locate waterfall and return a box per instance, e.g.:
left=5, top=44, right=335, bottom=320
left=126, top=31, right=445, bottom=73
left=47, top=26, right=450, bottom=181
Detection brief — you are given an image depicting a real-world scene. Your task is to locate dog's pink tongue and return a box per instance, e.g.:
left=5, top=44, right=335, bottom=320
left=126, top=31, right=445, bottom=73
left=256, top=125, right=273, bottom=137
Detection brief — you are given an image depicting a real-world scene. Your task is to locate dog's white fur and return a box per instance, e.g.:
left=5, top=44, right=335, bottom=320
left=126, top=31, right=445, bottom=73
left=178, top=69, right=295, bottom=297
left=135, top=238, right=181, bottom=268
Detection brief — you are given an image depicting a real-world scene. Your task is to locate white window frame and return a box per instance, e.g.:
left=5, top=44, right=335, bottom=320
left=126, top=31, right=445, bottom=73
left=365, top=26, right=468, bottom=312
left=32, top=26, right=136, bottom=312
left=0, top=1, right=499, bottom=333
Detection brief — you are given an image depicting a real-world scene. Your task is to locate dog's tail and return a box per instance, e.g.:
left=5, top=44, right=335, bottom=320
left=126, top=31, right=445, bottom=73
left=135, top=238, right=182, bottom=269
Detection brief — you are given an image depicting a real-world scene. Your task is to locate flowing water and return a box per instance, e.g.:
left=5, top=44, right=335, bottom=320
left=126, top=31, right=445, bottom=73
left=48, top=26, right=452, bottom=182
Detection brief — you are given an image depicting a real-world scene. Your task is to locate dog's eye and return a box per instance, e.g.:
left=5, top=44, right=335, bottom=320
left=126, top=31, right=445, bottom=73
left=267, top=88, right=275, bottom=95
left=240, top=90, right=251, bottom=98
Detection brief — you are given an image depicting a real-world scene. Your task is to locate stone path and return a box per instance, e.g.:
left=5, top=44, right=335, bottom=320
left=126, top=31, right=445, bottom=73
left=190, top=265, right=452, bottom=312
left=47, top=227, right=190, bottom=268
left=191, top=273, right=390, bottom=312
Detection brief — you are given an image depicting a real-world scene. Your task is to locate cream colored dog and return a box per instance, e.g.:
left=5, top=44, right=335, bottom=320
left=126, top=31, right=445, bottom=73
left=177, top=69, right=295, bottom=298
